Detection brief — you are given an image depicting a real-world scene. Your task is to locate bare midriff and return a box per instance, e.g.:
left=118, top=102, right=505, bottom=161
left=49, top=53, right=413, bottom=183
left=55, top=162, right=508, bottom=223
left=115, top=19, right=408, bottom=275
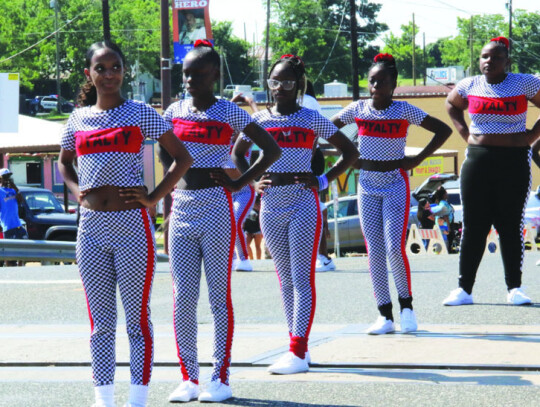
left=81, top=185, right=144, bottom=212
left=358, top=159, right=403, bottom=172
left=468, top=131, right=531, bottom=147
left=178, top=167, right=222, bottom=190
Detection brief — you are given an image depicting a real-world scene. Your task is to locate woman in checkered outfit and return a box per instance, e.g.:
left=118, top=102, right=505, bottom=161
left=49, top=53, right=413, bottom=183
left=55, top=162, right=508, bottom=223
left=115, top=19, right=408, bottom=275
left=237, top=54, right=357, bottom=375
left=332, top=54, right=452, bottom=335
left=58, top=41, right=192, bottom=407
left=161, top=41, right=280, bottom=403
left=443, top=37, right=540, bottom=307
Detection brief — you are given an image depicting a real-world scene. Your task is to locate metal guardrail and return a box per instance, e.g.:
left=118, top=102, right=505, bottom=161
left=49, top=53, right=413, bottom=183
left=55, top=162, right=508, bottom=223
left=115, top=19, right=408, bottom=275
left=0, top=239, right=169, bottom=263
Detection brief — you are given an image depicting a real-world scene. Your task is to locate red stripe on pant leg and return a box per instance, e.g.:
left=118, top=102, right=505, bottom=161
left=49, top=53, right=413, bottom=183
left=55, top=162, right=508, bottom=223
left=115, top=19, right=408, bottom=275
left=305, top=189, right=322, bottom=339
left=220, top=188, right=236, bottom=384
left=398, top=169, right=413, bottom=296
left=167, top=207, right=194, bottom=383
left=237, top=185, right=256, bottom=260
left=140, top=208, right=156, bottom=385
left=172, top=292, right=193, bottom=383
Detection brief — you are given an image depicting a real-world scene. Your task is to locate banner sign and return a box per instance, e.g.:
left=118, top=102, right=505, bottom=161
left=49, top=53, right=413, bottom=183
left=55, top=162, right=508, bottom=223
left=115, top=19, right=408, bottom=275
left=0, top=73, right=19, bottom=133
left=413, top=156, right=444, bottom=176
left=172, top=0, right=213, bottom=64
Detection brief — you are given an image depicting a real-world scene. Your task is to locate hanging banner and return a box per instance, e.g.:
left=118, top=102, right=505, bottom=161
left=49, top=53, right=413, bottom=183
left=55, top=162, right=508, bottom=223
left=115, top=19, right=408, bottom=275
left=172, top=0, right=213, bottom=64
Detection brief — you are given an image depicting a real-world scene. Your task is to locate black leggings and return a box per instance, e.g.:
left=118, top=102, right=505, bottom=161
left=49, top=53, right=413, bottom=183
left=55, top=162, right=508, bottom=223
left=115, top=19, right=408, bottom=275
left=459, top=145, right=531, bottom=294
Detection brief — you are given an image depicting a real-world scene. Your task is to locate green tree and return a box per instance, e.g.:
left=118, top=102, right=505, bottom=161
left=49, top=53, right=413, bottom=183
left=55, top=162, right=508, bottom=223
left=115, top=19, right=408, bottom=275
left=0, top=0, right=163, bottom=97
left=212, top=21, right=254, bottom=86
left=510, top=9, right=540, bottom=73
left=382, top=21, right=422, bottom=78
left=267, top=0, right=387, bottom=92
left=438, top=14, right=505, bottom=75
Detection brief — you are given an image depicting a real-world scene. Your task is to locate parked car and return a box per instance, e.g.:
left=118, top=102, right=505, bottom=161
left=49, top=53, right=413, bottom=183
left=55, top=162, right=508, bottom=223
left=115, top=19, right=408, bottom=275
left=27, top=95, right=75, bottom=115
left=18, top=187, right=78, bottom=241
left=325, top=195, right=365, bottom=254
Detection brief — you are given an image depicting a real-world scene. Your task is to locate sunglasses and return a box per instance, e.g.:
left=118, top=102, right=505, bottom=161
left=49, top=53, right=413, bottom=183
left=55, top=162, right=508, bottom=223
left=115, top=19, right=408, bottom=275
left=267, top=79, right=296, bottom=91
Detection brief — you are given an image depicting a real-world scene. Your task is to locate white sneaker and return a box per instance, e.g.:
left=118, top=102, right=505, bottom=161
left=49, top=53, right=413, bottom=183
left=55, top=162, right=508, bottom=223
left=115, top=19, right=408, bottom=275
left=168, top=381, right=200, bottom=402
left=306, top=350, right=311, bottom=364
left=234, top=258, right=253, bottom=272
left=507, top=287, right=532, bottom=305
left=316, top=255, right=336, bottom=272
left=267, top=352, right=309, bottom=374
left=366, top=316, right=395, bottom=335
left=198, top=380, right=232, bottom=402
left=442, top=288, right=473, bottom=306
left=400, top=308, right=418, bottom=333
left=536, top=259, right=540, bottom=266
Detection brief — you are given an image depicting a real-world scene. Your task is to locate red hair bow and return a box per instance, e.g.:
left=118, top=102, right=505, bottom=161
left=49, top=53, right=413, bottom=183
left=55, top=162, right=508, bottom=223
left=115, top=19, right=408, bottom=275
left=490, top=36, right=509, bottom=48
left=280, top=54, right=304, bottom=66
left=194, top=39, right=213, bottom=48
left=374, top=53, right=395, bottom=63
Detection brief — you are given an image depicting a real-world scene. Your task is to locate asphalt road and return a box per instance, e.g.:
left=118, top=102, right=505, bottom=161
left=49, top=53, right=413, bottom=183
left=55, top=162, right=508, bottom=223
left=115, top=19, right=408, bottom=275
left=1, top=252, right=539, bottom=406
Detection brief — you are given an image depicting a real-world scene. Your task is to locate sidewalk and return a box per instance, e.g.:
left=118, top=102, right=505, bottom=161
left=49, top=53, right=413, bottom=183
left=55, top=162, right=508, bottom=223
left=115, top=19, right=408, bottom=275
left=1, top=254, right=539, bottom=406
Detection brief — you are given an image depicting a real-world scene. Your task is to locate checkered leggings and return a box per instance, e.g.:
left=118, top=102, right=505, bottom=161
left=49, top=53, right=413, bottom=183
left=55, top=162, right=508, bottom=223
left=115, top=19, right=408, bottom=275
left=77, top=207, right=156, bottom=387
left=260, top=184, right=322, bottom=358
left=232, top=185, right=256, bottom=261
left=357, top=169, right=412, bottom=308
left=169, top=187, right=235, bottom=385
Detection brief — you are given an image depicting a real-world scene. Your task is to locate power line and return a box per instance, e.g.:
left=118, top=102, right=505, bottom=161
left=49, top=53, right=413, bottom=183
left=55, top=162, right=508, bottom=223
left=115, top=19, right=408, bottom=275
left=313, top=0, right=347, bottom=84
left=0, top=4, right=94, bottom=65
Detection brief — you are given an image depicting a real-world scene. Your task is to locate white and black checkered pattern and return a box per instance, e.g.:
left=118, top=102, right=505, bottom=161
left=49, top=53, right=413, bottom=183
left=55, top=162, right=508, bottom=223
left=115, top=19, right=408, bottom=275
left=338, top=100, right=427, bottom=161
left=357, top=169, right=412, bottom=308
left=260, top=184, right=321, bottom=356
left=61, top=100, right=171, bottom=191
left=245, top=107, right=337, bottom=173
left=169, top=187, right=235, bottom=385
left=76, top=207, right=156, bottom=387
left=223, top=147, right=252, bottom=169
left=232, top=185, right=256, bottom=261
left=163, top=99, right=253, bottom=168
left=455, top=73, right=540, bottom=134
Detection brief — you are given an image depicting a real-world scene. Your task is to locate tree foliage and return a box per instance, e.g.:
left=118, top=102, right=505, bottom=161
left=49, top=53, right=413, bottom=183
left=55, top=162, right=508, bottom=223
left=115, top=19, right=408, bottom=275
left=0, top=0, right=163, bottom=97
left=212, top=21, right=254, bottom=86
left=267, top=0, right=387, bottom=92
left=381, top=21, right=422, bottom=78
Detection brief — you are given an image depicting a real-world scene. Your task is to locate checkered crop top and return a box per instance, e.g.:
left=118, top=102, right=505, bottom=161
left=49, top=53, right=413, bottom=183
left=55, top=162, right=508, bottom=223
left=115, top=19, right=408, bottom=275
left=338, top=100, right=427, bottom=161
left=163, top=99, right=253, bottom=168
left=60, top=99, right=171, bottom=191
left=455, top=73, right=540, bottom=134
left=244, top=107, right=337, bottom=173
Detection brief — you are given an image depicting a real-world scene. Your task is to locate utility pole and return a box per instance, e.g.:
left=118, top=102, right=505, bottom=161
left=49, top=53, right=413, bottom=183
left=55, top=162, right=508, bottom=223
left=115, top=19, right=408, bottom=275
left=160, top=0, right=172, bottom=253
left=469, top=16, right=474, bottom=76
left=412, top=13, right=416, bottom=86
left=102, top=0, right=111, bottom=41
left=263, top=0, right=270, bottom=90
left=506, top=0, right=513, bottom=61
left=220, top=52, right=224, bottom=97
left=52, top=0, right=61, bottom=111
left=422, top=32, right=426, bottom=86
left=350, top=0, right=360, bottom=100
